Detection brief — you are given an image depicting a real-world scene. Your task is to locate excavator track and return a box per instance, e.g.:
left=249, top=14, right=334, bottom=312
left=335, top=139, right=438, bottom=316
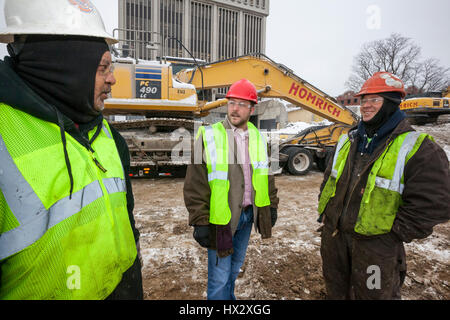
left=436, top=114, right=450, bottom=125
left=109, top=117, right=204, bottom=132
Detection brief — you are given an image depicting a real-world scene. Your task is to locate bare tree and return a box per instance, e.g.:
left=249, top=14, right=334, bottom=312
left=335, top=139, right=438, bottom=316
left=346, top=33, right=450, bottom=94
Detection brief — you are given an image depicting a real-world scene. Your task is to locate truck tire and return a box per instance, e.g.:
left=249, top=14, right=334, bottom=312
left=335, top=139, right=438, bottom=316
left=287, top=148, right=313, bottom=175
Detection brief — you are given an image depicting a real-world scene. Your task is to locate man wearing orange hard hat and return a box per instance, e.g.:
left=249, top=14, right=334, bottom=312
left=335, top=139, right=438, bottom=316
left=317, top=71, right=449, bottom=299
left=184, top=79, right=279, bottom=300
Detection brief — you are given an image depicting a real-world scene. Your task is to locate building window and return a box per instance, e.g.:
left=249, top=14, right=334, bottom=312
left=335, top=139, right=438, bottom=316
left=120, top=0, right=269, bottom=62
left=191, top=1, right=212, bottom=61
left=124, top=0, right=153, bottom=60
left=218, top=7, right=239, bottom=60
left=160, top=0, right=184, bottom=57
left=244, top=13, right=263, bottom=54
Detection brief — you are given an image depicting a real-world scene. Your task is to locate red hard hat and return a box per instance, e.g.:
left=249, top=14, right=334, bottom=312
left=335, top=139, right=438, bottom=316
left=355, top=71, right=406, bottom=98
left=226, top=79, right=258, bottom=104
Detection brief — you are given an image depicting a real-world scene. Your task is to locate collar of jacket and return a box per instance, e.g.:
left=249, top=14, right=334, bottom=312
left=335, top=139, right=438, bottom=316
left=225, top=115, right=249, bottom=135
left=0, top=57, right=102, bottom=148
left=349, top=117, right=415, bottom=156
left=223, top=116, right=233, bottom=129
left=355, top=109, right=406, bottom=154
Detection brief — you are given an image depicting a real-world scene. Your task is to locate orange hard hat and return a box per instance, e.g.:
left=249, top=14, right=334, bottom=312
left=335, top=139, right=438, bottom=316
left=226, top=79, right=258, bottom=104
left=355, top=71, right=406, bottom=98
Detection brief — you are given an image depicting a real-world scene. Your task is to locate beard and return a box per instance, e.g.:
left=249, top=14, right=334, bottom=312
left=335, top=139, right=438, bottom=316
left=227, top=111, right=251, bottom=128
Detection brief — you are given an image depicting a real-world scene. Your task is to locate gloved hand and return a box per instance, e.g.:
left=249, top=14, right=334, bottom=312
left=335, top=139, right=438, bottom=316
left=193, top=225, right=210, bottom=248
left=270, top=207, right=277, bottom=227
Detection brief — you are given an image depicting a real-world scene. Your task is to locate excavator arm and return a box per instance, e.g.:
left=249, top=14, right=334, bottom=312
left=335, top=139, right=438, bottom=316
left=176, top=54, right=359, bottom=175
left=176, top=54, right=358, bottom=126
left=105, top=53, right=359, bottom=176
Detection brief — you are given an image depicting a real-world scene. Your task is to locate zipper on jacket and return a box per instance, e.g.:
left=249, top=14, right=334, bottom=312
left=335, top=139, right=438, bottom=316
left=87, top=144, right=108, bottom=173
left=91, top=152, right=107, bottom=173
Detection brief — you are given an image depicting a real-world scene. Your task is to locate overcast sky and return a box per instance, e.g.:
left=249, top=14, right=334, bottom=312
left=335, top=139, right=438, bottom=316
left=1, top=0, right=449, bottom=97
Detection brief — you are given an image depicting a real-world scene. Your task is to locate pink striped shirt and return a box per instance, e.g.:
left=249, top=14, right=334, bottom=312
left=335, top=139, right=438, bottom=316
left=229, top=122, right=253, bottom=208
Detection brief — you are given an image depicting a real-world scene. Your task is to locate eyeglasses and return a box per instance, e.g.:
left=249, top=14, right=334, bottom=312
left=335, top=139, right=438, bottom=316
left=360, top=97, right=383, bottom=105
left=227, top=100, right=251, bottom=109
left=97, top=64, right=115, bottom=77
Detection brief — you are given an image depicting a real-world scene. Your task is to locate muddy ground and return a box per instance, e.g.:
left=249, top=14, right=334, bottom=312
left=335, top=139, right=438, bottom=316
left=133, top=122, right=450, bottom=300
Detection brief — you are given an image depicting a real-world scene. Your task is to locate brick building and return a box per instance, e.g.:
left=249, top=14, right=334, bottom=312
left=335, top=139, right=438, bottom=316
left=336, top=90, right=360, bottom=107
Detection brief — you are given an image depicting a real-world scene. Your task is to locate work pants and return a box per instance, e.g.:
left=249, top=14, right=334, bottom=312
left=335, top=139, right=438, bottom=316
left=320, top=227, right=406, bottom=300
left=207, top=206, right=253, bottom=300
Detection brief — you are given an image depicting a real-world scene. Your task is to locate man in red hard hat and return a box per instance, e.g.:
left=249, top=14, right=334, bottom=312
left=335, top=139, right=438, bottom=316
left=317, top=71, right=449, bottom=299
left=225, top=78, right=259, bottom=129
left=184, top=79, right=279, bottom=300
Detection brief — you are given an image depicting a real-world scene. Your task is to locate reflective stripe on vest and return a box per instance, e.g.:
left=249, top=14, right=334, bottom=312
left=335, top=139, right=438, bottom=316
left=373, top=132, right=421, bottom=195
left=204, top=125, right=228, bottom=182
left=330, top=134, right=349, bottom=179
left=0, top=135, right=127, bottom=260
left=199, top=122, right=270, bottom=225
left=0, top=104, right=136, bottom=299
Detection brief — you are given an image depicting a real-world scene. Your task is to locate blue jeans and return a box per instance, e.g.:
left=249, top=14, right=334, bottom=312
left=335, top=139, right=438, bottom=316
left=207, top=206, right=254, bottom=300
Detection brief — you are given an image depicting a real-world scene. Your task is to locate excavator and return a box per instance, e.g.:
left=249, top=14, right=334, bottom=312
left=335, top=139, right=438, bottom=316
left=104, top=52, right=359, bottom=176
left=399, top=86, right=450, bottom=125
left=175, top=55, right=359, bottom=174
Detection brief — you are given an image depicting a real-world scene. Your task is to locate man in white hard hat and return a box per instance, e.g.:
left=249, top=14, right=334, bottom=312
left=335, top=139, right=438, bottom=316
left=0, top=0, right=143, bottom=299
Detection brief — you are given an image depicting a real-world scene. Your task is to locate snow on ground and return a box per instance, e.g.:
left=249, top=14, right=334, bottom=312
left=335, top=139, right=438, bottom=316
left=413, top=122, right=450, bottom=161
left=132, top=120, right=449, bottom=300
left=275, top=120, right=333, bottom=135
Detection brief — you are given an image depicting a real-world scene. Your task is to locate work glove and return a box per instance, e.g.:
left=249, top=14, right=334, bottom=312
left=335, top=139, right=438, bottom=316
left=193, top=225, right=210, bottom=248
left=270, top=207, right=277, bottom=227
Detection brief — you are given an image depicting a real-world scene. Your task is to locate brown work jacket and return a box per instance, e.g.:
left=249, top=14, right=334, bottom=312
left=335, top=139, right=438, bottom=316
left=319, top=119, right=449, bottom=242
left=183, top=118, right=279, bottom=249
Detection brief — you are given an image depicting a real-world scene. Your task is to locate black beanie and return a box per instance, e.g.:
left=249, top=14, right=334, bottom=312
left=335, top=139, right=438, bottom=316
left=10, top=35, right=109, bottom=124
left=362, top=92, right=403, bottom=137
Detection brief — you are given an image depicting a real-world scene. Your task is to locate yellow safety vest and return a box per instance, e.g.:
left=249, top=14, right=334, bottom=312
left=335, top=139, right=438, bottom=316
left=197, top=122, right=271, bottom=225
left=318, top=131, right=431, bottom=235
left=0, top=103, right=137, bottom=299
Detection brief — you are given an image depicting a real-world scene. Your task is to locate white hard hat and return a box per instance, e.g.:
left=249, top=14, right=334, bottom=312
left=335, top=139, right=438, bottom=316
left=0, top=0, right=118, bottom=44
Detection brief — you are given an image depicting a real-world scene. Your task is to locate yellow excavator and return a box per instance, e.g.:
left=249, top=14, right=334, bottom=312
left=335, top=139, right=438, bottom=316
left=176, top=54, right=359, bottom=174
left=104, top=53, right=359, bottom=176
left=400, top=86, right=450, bottom=125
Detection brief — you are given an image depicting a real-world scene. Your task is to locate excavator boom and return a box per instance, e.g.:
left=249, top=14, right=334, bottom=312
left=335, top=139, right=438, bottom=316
left=176, top=54, right=358, bottom=126
left=104, top=53, right=359, bottom=176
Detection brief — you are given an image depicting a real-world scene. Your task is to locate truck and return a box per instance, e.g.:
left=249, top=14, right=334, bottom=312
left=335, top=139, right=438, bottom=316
left=104, top=51, right=359, bottom=177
